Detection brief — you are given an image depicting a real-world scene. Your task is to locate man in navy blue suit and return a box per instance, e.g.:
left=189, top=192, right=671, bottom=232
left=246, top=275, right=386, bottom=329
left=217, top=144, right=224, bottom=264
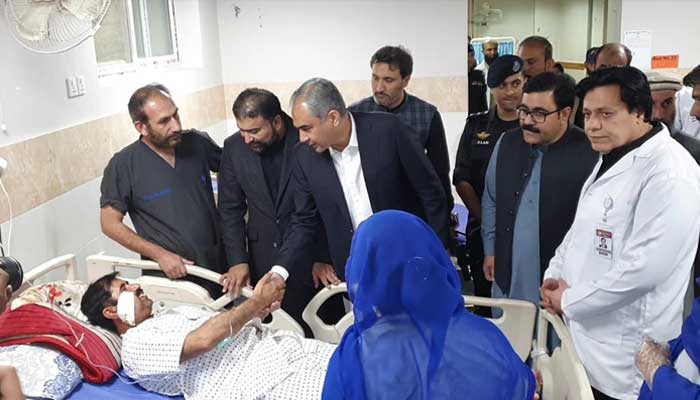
left=273, top=78, right=450, bottom=287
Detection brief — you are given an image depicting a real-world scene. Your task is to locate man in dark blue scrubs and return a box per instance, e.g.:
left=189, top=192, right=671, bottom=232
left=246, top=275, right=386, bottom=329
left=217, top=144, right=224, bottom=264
left=100, top=84, right=224, bottom=292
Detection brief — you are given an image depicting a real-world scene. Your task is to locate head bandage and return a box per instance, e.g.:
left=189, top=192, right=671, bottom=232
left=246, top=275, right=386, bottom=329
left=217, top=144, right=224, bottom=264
left=117, top=290, right=136, bottom=326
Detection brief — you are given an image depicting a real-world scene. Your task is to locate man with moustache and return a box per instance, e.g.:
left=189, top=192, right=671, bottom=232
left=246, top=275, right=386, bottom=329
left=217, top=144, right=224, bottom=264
left=541, top=66, right=700, bottom=400
left=645, top=71, right=700, bottom=163
left=100, top=83, right=224, bottom=291
left=481, top=72, right=597, bottom=307
left=477, top=40, right=499, bottom=74
left=453, top=55, right=524, bottom=305
left=350, top=45, right=453, bottom=217
left=218, top=88, right=320, bottom=334
left=275, top=78, right=449, bottom=290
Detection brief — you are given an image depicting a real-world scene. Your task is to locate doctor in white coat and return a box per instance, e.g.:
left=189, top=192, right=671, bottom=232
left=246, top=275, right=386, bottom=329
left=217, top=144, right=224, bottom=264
left=541, top=66, right=700, bottom=400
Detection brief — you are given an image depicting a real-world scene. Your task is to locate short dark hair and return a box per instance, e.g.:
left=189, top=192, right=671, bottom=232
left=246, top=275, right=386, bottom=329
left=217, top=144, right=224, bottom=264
left=683, top=65, right=700, bottom=87
left=524, top=72, right=576, bottom=109
left=576, top=66, right=653, bottom=120
left=370, top=45, right=413, bottom=78
left=232, top=88, right=282, bottom=121
left=596, top=43, right=633, bottom=66
left=127, top=83, right=171, bottom=124
left=81, top=272, right=119, bottom=334
left=519, top=36, right=553, bottom=61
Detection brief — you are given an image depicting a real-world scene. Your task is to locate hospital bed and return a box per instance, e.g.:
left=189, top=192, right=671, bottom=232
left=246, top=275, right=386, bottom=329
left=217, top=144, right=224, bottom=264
left=302, top=282, right=537, bottom=361
left=14, top=254, right=592, bottom=400
left=533, top=309, right=595, bottom=400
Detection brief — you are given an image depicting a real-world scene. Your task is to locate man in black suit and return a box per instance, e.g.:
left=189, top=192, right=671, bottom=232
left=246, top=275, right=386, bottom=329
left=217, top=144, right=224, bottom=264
left=218, top=88, right=327, bottom=333
left=273, top=78, right=450, bottom=287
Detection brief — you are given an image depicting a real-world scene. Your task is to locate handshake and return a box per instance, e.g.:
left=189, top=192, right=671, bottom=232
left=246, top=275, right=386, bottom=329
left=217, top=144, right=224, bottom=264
left=250, top=272, right=287, bottom=317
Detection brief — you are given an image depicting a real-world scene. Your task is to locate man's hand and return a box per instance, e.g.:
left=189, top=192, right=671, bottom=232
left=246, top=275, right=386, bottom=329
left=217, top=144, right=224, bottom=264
left=252, top=272, right=286, bottom=308
left=540, top=278, right=559, bottom=313
left=219, top=263, right=250, bottom=298
left=0, top=366, right=25, bottom=399
left=312, top=262, right=340, bottom=288
left=155, top=249, right=193, bottom=279
left=543, top=279, right=569, bottom=315
left=635, top=337, right=671, bottom=388
left=483, top=256, right=495, bottom=282
left=531, top=369, right=543, bottom=400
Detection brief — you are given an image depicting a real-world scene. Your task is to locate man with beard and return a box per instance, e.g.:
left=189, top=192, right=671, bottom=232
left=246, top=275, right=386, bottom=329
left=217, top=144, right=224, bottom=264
left=481, top=72, right=597, bottom=308
left=477, top=40, right=499, bottom=109
left=646, top=71, right=700, bottom=163
left=100, top=84, right=224, bottom=292
left=453, top=55, right=524, bottom=309
left=477, top=40, right=499, bottom=74
left=350, top=45, right=453, bottom=220
left=218, top=88, right=322, bottom=334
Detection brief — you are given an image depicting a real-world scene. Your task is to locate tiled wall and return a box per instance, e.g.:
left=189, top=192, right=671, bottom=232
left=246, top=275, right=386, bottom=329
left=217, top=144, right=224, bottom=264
left=0, top=77, right=466, bottom=274
left=224, top=77, right=469, bottom=117
left=0, top=77, right=467, bottom=225
left=0, top=85, right=227, bottom=224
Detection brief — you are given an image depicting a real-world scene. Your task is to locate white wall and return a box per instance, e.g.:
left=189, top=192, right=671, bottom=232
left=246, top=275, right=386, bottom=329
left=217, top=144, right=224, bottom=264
left=217, top=0, right=470, bottom=203
left=0, top=0, right=225, bottom=276
left=217, top=0, right=468, bottom=83
left=470, top=0, right=598, bottom=63
left=0, top=0, right=224, bottom=147
left=621, top=0, right=700, bottom=68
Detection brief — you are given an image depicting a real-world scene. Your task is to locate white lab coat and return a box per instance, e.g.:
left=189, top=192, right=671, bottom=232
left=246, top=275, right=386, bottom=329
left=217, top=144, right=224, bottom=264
left=544, top=126, right=700, bottom=400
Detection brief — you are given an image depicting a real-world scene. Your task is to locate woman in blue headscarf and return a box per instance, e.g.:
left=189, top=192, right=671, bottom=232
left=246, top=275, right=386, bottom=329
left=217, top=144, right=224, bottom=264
left=321, top=210, right=536, bottom=400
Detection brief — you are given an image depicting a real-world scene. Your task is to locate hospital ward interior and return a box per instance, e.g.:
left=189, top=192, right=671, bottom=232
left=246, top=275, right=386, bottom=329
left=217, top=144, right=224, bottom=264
left=2, top=0, right=700, bottom=399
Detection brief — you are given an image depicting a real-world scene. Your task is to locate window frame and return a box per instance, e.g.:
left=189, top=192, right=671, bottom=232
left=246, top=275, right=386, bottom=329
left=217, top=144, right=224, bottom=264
left=96, top=0, right=180, bottom=77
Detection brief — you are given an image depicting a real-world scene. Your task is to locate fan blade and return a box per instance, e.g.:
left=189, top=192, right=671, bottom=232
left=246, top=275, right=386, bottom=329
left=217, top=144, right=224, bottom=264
left=17, top=1, right=58, bottom=41
left=59, top=0, right=107, bottom=22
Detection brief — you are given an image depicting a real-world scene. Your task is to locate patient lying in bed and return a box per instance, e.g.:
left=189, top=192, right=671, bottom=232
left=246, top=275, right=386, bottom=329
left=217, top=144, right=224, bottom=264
left=80, top=271, right=335, bottom=400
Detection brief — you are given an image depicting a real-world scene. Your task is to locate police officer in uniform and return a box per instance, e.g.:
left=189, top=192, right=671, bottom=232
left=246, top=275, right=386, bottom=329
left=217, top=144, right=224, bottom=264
left=453, top=55, right=525, bottom=310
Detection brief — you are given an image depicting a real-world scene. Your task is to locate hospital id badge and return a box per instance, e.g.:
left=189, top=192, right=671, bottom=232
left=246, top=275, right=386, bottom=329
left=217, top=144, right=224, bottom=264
left=594, top=225, right=613, bottom=260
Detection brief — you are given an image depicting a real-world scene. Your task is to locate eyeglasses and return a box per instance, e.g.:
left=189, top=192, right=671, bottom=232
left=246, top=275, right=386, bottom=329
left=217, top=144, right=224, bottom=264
left=516, top=107, right=563, bottom=123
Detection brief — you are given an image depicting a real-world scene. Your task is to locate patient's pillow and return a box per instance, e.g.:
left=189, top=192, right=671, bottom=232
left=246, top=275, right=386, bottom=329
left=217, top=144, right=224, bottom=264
left=11, top=280, right=88, bottom=321
left=0, top=344, right=82, bottom=399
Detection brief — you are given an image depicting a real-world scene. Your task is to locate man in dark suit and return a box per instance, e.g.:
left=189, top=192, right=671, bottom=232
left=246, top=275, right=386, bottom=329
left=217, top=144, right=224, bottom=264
left=218, top=88, right=324, bottom=333
left=273, top=78, right=450, bottom=287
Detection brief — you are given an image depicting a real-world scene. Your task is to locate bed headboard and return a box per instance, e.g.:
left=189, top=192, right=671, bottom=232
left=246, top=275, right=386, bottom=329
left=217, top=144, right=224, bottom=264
left=85, top=255, right=305, bottom=336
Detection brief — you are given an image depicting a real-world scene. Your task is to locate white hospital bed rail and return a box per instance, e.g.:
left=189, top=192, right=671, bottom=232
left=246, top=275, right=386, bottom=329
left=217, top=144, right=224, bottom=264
left=533, top=309, right=594, bottom=400
left=23, top=254, right=78, bottom=286
left=85, top=255, right=305, bottom=336
left=303, top=283, right=537, bottom=360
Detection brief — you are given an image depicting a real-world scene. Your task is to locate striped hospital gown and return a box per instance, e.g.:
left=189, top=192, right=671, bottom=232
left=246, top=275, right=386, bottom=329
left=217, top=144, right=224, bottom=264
left=121, top=306, right=336, bottom=400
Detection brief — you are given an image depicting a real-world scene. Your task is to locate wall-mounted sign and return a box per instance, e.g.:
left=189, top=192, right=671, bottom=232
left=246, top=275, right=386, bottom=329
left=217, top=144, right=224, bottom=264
left=651, top=54, right=680, bottom=69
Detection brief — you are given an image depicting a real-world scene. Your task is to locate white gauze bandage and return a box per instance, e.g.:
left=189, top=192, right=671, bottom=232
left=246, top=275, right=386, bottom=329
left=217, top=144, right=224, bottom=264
left=117, top=290, right=136, bottom=326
